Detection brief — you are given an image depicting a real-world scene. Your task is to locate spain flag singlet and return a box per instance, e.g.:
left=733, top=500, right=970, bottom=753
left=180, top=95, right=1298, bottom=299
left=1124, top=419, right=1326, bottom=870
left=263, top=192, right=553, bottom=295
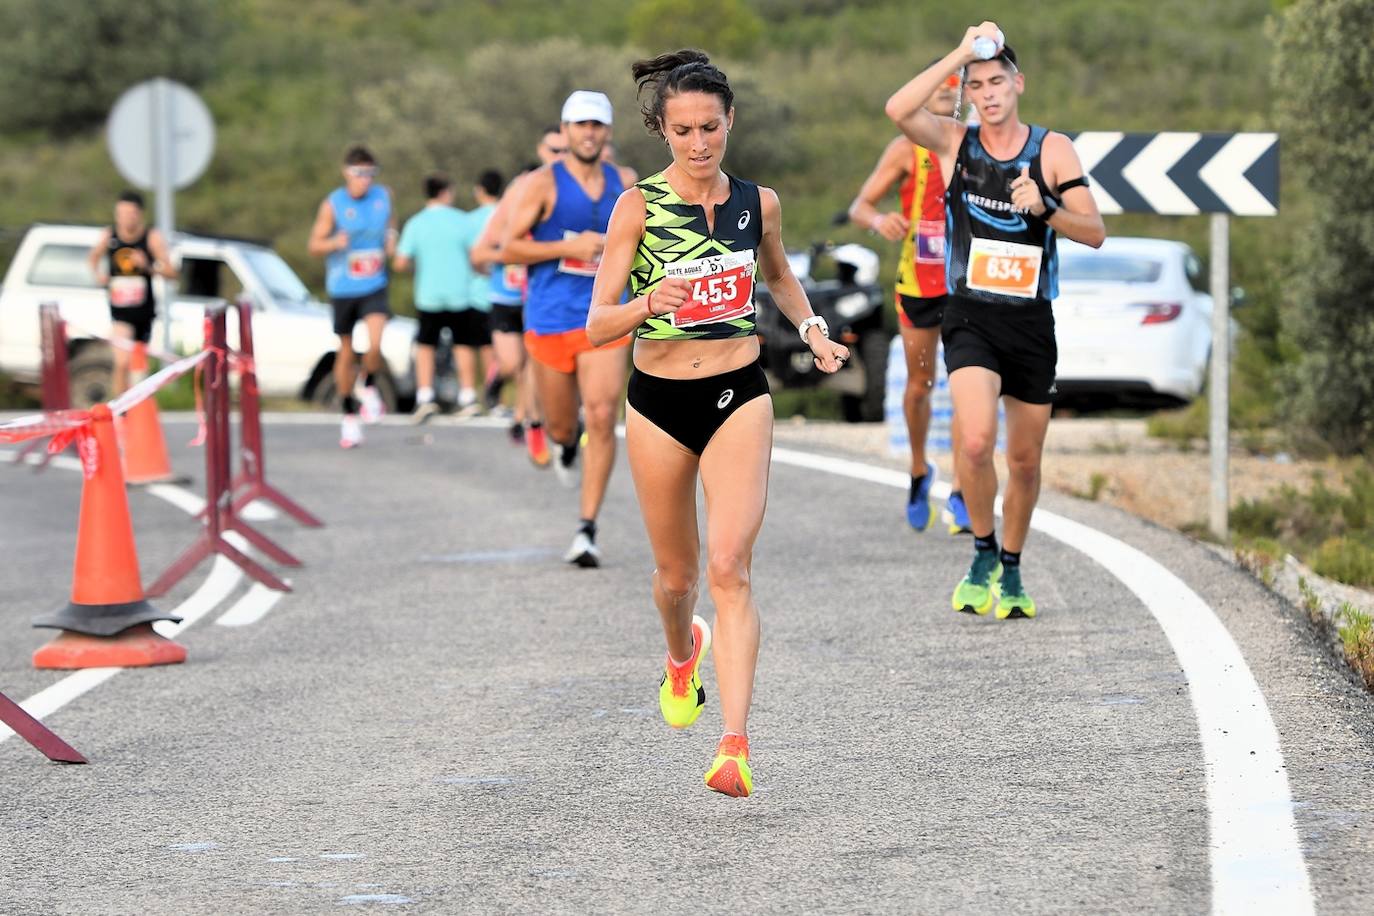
left=894, top=145, right=948, bottom=299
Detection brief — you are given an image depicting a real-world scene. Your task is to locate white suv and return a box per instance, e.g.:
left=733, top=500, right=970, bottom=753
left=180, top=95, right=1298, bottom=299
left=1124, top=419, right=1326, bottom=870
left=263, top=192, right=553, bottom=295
left=0, top=224, right=416, bottom=408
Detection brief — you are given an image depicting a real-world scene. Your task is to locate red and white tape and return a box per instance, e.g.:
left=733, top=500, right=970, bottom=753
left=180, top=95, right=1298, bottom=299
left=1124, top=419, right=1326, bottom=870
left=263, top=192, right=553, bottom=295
left=0, top=349, right=211, bottom=478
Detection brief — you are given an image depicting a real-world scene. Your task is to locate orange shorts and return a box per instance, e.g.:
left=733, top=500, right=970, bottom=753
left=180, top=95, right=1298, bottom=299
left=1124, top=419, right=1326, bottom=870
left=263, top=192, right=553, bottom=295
left=524, top=328, right=630, bottom=374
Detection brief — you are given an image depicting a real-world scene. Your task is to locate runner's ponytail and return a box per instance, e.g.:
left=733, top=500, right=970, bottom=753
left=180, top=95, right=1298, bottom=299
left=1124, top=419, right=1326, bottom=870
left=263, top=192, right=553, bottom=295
left=632, top=49, right=734, bottom=137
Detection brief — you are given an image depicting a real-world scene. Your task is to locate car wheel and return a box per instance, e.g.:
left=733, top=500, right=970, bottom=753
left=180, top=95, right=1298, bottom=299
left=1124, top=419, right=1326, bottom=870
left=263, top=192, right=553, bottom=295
left=310, top=364, right=401, bottom=412
left=67, top=346, right=114, bottom=409
left=840, top=331, right=891, bottom=423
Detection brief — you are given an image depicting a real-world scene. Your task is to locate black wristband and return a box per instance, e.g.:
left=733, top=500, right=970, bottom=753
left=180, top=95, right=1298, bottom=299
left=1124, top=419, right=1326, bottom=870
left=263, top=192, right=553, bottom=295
left=1040, top=195, right=1059, bottom=220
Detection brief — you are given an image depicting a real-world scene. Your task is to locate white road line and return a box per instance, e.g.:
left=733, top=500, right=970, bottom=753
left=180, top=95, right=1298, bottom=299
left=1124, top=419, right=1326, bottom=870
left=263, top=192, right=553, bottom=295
left=770, top=446, right=1313, bottom=916
left=216, top=583, right=284, bottom=628
left=0, top=448, right=248, bottom=747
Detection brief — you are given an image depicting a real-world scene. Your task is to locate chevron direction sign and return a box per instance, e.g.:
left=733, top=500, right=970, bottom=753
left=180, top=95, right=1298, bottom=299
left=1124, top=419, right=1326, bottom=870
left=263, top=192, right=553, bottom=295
left=1066, top=132, right=1279, bottom=217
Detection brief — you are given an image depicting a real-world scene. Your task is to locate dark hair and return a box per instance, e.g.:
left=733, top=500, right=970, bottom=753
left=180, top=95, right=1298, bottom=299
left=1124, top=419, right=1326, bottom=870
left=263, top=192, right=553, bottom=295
left=540, top=124, right=562, bottom=138
left=476, top=169, right=503, bottom=197
left=343, top=144, right=377, bottom=166
left=631, top=49, right=734, bottom=137
left=117, top=190, right=145, bottom=209
left=423, top=172, right=451, bottom=200
left=982, top=44, right=1019, bottom=73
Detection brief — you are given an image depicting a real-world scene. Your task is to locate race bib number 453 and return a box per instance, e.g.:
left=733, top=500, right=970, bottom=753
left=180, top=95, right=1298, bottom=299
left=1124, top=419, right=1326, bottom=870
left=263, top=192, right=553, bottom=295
left=665, top=250, right=756, bottom=329
left=966, top=238, right=1043, bottom=300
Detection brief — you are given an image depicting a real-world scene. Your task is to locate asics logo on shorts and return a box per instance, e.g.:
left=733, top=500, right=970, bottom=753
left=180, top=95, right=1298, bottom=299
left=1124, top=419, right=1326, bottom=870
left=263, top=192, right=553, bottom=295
left=717, top=389, right=735, bottom=409
left=737, top=211, right=751, bottom=231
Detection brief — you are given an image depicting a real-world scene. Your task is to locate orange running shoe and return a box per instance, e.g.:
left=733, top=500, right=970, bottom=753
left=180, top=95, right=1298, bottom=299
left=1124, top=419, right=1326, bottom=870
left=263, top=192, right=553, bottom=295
left=526, top=422, right=551, bottom=468
left=704, top=733, right=753, bottom=798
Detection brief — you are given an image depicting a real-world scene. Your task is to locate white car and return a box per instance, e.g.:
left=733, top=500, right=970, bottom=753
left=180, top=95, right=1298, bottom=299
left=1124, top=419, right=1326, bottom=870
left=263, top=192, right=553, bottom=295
left=0, top=224, right=417, bottom=408
left=1052, top=236, right=1214, bottom=405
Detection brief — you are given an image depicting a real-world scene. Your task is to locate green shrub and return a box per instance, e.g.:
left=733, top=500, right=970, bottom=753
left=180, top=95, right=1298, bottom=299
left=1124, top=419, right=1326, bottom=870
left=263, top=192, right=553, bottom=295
left=1311, top=537, right=1374, bottom=589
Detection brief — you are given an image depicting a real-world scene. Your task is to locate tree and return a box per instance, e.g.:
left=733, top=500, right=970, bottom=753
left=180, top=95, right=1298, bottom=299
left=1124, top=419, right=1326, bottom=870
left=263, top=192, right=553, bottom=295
left=626, top=0, right=762, bottom=58
left=352, top=38, right=795, bottom=210
left=1272, top=0, right=1374, bottom=455
left=0, top=0, right=225, bottom=135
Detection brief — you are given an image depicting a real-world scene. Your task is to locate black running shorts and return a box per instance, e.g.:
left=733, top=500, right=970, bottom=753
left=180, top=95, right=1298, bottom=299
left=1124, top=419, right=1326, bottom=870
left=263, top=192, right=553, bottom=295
left=110, top=303, right=155, bottom=344
left=627, top=361, right=770, bottom=455
left=488, top=303, right=524, bottom=335
left=331, top=288, right=391, bottom=335
left=898, top=293, right=946, bottom=330
left=941, top=296, right=1058, bottom=404
left=416, top=309, right=492, bottom=348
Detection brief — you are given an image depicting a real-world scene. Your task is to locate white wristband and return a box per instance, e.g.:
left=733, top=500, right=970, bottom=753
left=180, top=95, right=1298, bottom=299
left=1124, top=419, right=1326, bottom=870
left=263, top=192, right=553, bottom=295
left=798, top=315, right=829, bottom=343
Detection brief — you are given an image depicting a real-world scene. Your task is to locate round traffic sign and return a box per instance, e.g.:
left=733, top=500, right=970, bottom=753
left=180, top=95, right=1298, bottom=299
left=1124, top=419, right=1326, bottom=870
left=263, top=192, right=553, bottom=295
left=106, top=79, right=215, bottom=191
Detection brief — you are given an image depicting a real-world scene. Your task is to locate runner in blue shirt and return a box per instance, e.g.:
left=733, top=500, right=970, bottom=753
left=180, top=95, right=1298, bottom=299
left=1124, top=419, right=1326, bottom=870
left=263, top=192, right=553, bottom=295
left=308, top=145, right=398, bottom=448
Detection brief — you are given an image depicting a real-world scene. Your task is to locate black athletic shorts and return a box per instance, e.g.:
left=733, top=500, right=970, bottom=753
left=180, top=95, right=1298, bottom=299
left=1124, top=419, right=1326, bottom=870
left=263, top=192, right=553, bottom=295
left=627, top=361, right=770, bottom=455
left=331, top=288, right=391, bottom=335
left=941, top=296, right=1058, bottom=404
left=416, top=309, right=492, bottom=348
left=488, top=303, right=524, bottom=335
left=110, top=303, right=155, bottom=344
left=898, top=293, right=947, bottom=330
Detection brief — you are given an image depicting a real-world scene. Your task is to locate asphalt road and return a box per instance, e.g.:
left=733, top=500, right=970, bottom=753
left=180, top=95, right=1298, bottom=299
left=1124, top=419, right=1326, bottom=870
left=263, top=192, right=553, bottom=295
left=1, top=414, right=1371, bottom=915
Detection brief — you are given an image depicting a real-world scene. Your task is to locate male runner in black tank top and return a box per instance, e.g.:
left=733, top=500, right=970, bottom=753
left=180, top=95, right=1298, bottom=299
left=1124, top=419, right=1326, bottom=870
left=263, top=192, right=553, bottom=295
left=886, top=22, right=1105, bottom=621
left=87, top=190, right=178, bottom=395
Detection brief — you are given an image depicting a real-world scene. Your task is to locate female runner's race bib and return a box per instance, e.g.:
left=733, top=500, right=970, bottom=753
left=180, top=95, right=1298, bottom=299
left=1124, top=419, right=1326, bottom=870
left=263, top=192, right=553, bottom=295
left=665, top=250, right=756, bottom=329
left=966, top=237, right=1042, bottom=300
left=109, top=275, right=147, bottom=307
left=347, top=249, right=384, bottom=280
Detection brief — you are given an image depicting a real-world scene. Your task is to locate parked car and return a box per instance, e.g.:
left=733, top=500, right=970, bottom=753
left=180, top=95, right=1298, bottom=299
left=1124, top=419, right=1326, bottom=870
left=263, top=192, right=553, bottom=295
left=1052, top=236, right=1217, bottom=408
left=754, top=241, right=889, bottom=421
left=0, top=224, right=416, bottom=409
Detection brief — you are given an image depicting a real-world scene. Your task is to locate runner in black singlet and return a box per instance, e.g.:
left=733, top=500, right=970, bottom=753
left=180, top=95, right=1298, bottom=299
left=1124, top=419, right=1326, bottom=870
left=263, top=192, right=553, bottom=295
left=886, top=23, right=1105, bottom=620
left=86, top=190, right=177, bottom=395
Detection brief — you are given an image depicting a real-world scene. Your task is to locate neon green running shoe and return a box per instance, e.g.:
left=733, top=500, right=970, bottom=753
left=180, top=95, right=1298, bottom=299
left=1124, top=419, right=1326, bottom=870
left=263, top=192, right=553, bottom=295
left=659, top=615, right=711, bottom=729
left=704, top=733, right=753, bottom=797
left=952, top=550, right=1002, bottom=615
left=995, top=567, right=1037, bottom=619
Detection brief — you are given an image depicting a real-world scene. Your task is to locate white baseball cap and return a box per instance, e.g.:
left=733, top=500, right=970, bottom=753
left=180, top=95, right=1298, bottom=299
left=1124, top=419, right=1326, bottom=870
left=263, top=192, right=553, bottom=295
left=561, top=90, right=613, bottom=125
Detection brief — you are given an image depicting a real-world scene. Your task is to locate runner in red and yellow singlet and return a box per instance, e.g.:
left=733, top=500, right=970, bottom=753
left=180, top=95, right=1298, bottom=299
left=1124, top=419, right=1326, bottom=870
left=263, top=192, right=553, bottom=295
left=849, top=70, right=970, bottom=534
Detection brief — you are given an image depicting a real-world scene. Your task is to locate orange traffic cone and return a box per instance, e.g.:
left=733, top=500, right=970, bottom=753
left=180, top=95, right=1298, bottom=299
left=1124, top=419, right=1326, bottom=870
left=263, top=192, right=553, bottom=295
left=120, top=342, right=181, bottom=485
left=32, top=404, right=186, bottom=670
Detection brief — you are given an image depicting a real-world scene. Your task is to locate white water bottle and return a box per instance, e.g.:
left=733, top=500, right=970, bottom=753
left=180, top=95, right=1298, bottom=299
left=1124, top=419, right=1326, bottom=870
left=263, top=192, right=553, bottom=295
left=972, top=29, right=1004, bottom=60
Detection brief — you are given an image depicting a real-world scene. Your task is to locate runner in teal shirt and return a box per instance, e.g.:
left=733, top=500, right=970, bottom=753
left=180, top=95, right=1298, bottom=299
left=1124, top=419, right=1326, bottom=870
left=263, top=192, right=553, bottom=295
left=394, top=173, right=487, bottom=420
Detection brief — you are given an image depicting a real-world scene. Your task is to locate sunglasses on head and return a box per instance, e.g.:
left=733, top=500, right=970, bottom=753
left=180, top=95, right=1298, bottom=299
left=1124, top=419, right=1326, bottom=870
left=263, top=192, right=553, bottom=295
left=346, top=166, right=378, bottom=178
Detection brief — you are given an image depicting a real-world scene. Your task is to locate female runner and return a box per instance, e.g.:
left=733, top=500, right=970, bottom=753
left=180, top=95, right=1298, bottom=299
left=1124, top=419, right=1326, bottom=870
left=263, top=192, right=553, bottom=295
left=587, top=49, right=848, bottom=797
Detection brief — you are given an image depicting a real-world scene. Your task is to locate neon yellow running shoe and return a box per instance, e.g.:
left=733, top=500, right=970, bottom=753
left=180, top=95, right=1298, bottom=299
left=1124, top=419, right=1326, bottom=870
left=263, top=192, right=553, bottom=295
left=995, top=567, right=1037, bottom=619
left=704, top=733, right=753, bottom=798
left=952, top=550, right=1002, bottom=615
left=659, top=615, right=711, bottom=729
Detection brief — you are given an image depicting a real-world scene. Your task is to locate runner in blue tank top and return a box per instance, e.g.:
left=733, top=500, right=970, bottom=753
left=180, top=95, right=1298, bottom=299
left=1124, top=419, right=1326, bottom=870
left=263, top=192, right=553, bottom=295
left=887, top=23, right=1105, bottom=620
left=500, top=92, right=639, bottom=568
left=308, top=145, right=398, bottom=449
left=472, top=126, right=571, bottom=467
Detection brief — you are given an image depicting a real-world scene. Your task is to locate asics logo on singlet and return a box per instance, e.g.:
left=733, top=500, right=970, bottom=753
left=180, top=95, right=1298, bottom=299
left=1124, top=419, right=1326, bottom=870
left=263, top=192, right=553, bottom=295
left=717, top=389, right=735, bottom=409
left=737, top=211, right=751, bottom=230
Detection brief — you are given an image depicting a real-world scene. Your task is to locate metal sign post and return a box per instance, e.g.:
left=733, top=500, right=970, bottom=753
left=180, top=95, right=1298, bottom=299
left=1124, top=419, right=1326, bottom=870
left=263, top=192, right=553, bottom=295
left=1209, top=214, right=1230, bottom=540
left=106, top=78, right=216, bottom=354
left=1069, top=131, right=1279, bottom=541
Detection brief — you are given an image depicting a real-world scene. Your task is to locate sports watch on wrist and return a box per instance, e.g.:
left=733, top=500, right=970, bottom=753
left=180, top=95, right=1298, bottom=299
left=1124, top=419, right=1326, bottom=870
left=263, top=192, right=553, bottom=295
left=798, top=315, right=829, bottom=343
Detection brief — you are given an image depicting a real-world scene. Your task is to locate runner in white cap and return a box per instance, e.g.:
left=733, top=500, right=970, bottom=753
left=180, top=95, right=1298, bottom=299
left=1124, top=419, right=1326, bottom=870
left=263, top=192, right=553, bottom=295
left=499, top=91, right=637, bottom=567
